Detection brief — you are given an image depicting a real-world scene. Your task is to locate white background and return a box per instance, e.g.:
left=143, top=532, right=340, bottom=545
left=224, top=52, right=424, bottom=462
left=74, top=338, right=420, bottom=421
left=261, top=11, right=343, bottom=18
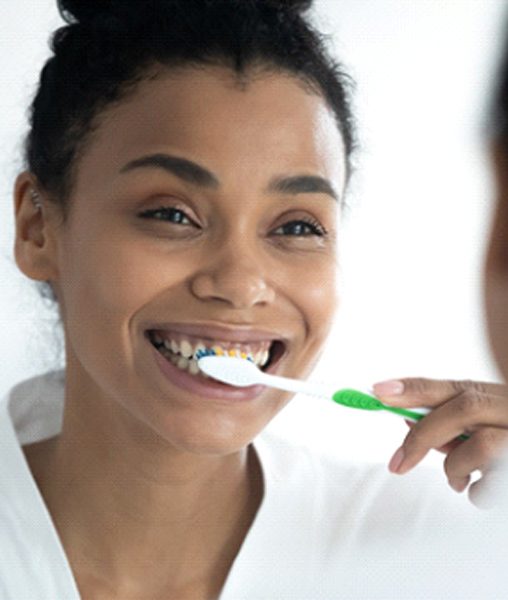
left=0, top=0, right=506, bottom=467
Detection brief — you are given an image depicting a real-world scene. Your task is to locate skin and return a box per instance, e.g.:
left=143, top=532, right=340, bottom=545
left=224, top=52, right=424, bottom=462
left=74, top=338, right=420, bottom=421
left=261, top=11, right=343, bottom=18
left=485, top=143, right=508, bottom=379
left=371, top=144, right=508, bottom=509
left=14, top=65, right=346, bottom=599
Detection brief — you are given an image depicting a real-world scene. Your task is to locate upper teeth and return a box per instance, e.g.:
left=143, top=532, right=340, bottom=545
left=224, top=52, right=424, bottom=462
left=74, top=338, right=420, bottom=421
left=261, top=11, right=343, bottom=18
left=152, top=333, right=271, bottom=368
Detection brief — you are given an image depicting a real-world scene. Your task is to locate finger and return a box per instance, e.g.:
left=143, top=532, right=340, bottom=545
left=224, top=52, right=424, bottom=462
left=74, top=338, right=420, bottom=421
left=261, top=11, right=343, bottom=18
left=388, top=392, right=508, bottom=474
left=444, top=428, right=508, bottom=486
left=390, top=404, right=472, bottom=474
left=405, top=419, right=461, bottom=454
left=373, top=377, right=508, bottom=408
left=435, top=438, right=463, bottom=455
left=448, top=474, right=471, bottom=494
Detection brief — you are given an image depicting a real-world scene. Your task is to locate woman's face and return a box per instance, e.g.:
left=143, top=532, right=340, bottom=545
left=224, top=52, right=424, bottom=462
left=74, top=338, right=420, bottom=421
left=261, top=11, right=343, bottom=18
left=35, top=66, right=346, bottom=454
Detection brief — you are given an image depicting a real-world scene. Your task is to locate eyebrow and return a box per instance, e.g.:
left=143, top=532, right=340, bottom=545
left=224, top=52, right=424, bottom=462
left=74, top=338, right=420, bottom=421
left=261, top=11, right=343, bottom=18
left=120, top=153, right=219, bottom=188
left=120, top=153, right=338, bottom=201
left=268, top=174, right=338, bottom=201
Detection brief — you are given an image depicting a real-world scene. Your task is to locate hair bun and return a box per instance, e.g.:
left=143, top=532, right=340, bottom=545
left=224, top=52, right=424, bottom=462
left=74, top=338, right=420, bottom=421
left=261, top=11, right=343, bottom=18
left=58, top=0, right=314, bottom=24
left=57, top=0, right=123, bottom=24
left=266, top=0, right=313, bottom=12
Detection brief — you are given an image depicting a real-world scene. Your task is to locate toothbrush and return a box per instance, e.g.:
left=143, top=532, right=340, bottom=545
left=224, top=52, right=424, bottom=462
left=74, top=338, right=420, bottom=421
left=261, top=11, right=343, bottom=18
left=197, top=354, right=429, bottom=421
left=197, top=353, right=469, bottom=439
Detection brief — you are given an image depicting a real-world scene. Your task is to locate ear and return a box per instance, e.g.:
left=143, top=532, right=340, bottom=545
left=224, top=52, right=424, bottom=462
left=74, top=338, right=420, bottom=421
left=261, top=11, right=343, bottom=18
left=486, top=142, right=508, bottom=273
left=13, top=172, right=60, bottom=283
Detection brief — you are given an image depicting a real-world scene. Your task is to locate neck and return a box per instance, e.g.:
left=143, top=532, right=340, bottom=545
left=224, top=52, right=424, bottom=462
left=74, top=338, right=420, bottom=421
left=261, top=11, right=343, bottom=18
left=23, top=387, right=263, bottom=598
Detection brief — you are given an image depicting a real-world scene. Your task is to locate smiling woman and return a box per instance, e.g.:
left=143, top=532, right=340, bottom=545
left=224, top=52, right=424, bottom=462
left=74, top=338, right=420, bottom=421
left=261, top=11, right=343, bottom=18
left=0, top=1, right=489, bottom=599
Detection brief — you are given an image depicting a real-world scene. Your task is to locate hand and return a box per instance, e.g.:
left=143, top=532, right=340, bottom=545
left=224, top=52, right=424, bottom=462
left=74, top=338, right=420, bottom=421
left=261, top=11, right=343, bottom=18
left=373, top=378, right=508, bottom=508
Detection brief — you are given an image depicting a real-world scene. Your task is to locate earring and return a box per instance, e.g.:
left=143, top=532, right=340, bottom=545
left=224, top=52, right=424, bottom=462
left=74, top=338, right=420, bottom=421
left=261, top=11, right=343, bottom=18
left=30, top=189, right=43, bottom=210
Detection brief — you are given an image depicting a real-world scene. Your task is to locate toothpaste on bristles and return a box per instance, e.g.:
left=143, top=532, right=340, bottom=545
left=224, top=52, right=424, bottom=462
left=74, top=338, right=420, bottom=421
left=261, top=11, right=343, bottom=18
left=195, top=346, right=255, bottom=363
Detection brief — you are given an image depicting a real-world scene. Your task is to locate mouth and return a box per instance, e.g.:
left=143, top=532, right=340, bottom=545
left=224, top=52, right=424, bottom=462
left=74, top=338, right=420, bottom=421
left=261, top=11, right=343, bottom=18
left=145, top=328, right=287, bottom=379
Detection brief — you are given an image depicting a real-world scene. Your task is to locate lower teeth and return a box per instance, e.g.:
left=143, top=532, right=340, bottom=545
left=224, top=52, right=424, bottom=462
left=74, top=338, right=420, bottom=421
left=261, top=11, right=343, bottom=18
left=158, top=346, right=206, bottom=377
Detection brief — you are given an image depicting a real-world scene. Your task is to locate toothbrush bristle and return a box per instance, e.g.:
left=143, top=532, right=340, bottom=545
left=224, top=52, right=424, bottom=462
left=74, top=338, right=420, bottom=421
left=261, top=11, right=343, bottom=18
left=195, top=346, right=254, bottom=362
left=195, top=347, right=216, bottom=360
left=196, top=346, right=257, bottom=386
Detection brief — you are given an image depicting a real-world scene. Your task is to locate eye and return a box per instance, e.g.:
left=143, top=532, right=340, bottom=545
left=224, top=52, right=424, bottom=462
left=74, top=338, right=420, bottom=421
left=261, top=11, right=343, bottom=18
left=272, top=218, right=327, bottom=237
left=138, top=206, right=195, bottom=226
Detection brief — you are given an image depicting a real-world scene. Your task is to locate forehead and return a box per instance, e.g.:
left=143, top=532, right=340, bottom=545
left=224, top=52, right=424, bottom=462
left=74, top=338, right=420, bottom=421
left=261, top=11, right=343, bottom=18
left=76, top=65, right=346, bottom=192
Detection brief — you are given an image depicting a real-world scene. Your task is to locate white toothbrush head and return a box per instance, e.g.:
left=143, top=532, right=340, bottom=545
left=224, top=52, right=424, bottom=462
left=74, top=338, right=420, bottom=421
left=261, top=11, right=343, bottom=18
left=198, top=355, right=262, bottom=387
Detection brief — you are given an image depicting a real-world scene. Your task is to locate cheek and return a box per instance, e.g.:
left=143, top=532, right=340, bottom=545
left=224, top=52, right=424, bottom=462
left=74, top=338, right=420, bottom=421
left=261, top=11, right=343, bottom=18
left=290, top=254, right=338, bottom=350
left=304, top=266, right=338, bottom=327
left=58, top=226, right=190, bottom=348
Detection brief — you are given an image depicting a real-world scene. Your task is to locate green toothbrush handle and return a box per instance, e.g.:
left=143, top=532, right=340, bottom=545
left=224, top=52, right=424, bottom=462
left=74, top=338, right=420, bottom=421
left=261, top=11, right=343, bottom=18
left=382, top=404, right=429, bottom=421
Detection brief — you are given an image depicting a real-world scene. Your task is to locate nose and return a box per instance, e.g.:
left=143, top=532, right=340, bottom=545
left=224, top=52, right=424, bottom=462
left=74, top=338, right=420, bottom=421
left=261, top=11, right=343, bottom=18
left=190, top=245, right=276, bottom=309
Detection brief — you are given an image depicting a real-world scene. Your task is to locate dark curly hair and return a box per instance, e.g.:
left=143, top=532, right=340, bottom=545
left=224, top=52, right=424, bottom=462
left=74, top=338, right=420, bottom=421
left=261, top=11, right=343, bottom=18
left=25, top=0, right=356, bottom=217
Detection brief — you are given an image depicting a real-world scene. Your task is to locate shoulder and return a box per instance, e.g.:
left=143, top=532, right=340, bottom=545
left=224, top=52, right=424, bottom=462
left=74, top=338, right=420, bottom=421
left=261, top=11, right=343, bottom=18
left=3, top=370, right=65, bottom=445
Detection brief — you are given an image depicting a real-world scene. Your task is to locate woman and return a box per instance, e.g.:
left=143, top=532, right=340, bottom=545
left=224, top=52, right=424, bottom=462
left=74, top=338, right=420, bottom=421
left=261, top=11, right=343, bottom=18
left=3, top=1, right=507, bottom=598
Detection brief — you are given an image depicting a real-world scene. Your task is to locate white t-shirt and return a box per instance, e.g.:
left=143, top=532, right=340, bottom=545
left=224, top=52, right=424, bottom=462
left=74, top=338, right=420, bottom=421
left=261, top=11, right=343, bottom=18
left=0, top=371, right=504, bottom=599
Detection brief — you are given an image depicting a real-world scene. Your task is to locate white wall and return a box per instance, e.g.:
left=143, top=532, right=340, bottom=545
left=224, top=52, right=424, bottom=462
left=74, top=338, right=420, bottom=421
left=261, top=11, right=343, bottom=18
left=1, top=0, right=506, bottom=466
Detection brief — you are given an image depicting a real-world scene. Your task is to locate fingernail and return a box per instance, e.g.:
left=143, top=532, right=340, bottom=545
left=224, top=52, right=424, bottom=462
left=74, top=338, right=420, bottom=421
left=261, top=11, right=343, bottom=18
left=374, top=380, right=405, bottom=397
left=388, top=447, right=405, bottom=473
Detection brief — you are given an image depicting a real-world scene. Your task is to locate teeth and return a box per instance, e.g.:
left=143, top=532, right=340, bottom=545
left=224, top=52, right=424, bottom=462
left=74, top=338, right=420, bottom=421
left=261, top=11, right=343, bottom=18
left=179, top=339, right=193, bottom=358
left=153, top=332, right=274, bottom=372
left=260, top=349, right=270, bottom=367
left=156, top=344, right=209, bottom=377
left=188, top=359, right=200, bottom=375
left=177, top=356, right=189, bottom=370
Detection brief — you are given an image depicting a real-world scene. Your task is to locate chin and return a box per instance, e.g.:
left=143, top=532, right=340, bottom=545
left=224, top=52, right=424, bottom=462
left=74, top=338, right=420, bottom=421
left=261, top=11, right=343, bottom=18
left=150, top=412, right=264, bottom=457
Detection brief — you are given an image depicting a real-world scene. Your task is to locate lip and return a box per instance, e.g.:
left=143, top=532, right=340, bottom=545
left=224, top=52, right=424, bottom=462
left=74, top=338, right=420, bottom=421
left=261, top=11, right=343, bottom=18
left=144, top=322, right=289, bottom=401
left=143, top=321, right=291, bottom=345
